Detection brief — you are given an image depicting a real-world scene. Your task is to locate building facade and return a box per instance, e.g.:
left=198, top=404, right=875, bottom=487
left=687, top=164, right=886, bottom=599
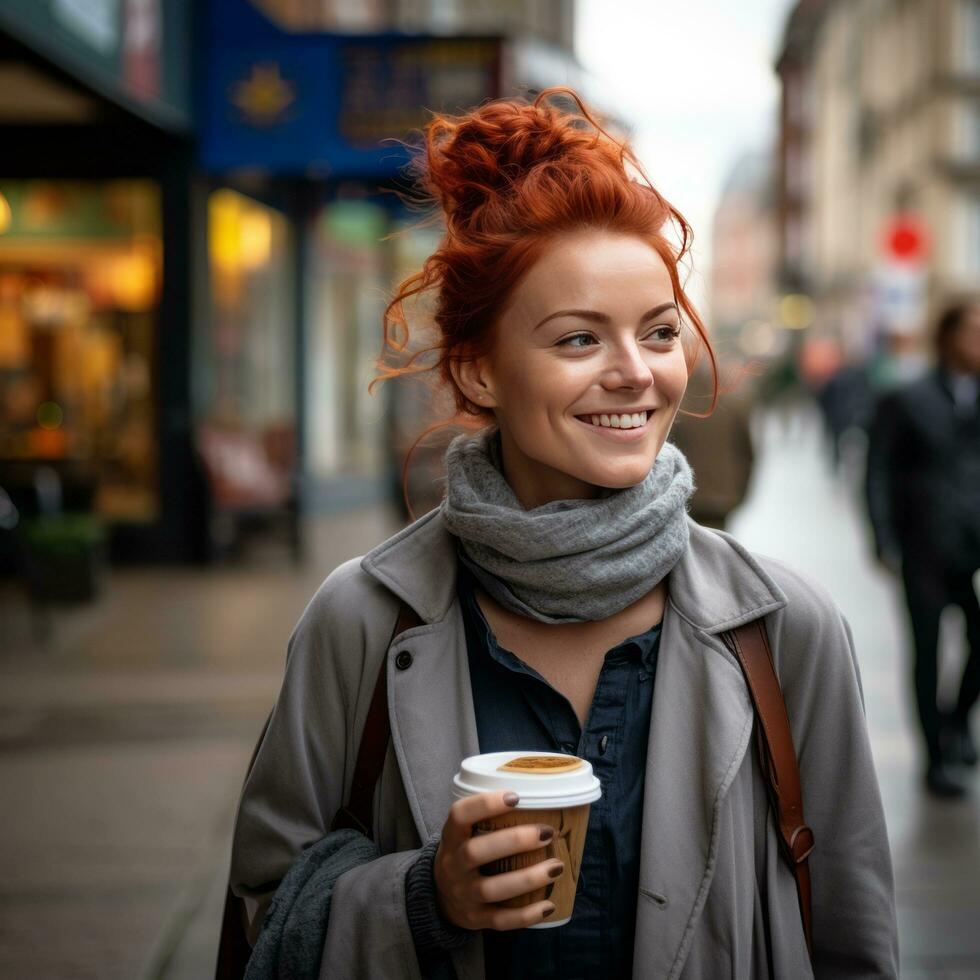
left=709, top=151, right=779, bottom=361
left=775, top=0, right=980, bottom=357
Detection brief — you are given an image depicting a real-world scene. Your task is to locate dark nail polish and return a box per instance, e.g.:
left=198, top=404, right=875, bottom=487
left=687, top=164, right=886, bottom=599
left=547, top=863, right=563, bottom=879
left=539, top=827, right=554, bottom=842
left=542, top=906, right=555, bottom=918
left=503, top=791, right=519, bottom=807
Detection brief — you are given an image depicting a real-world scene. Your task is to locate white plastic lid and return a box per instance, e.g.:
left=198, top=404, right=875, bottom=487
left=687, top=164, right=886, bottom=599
left=452, top=751, right=601, bottom=809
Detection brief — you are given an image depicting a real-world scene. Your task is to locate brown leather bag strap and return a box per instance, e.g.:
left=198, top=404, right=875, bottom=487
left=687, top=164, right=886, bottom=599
left=722, top=619, right=815, bottom=958
left=330, top=600, right=422, bottom=839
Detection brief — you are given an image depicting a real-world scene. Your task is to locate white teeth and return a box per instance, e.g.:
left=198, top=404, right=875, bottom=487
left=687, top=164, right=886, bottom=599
left=584, top=411, right=649, bottom=429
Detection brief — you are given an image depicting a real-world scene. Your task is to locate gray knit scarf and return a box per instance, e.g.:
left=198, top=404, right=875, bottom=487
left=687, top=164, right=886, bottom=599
left=439, top=426, right=694, bottom=623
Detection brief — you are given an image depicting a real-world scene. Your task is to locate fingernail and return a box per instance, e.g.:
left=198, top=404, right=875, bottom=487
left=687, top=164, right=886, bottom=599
left=539, top=827, right=554, bottom=842
left=503, top=791, right=519, bottom=807
left=547, top=863, right=563, bottom=879
left=542, top=906, right=555, bottom=918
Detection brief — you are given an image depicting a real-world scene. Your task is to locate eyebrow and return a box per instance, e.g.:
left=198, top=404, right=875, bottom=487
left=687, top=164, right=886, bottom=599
left=533, top=302, right=678, bottom=332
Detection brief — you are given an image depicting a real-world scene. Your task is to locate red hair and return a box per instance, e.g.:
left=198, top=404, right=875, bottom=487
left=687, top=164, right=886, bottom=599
left=370, top=87, right=716, bottom=514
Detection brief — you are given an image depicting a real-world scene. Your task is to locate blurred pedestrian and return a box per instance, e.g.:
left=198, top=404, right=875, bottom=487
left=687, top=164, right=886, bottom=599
left=866, top=299, right=980, bottom=798
left=669, top=364, right=755, bottom=529
left=816, top=361, right=873, bottom=470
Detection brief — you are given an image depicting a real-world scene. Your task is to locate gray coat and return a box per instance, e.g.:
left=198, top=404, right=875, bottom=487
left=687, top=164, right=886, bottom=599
left=229, top=511, right=899, bottom=979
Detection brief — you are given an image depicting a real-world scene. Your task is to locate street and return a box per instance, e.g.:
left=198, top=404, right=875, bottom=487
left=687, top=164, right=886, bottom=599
left=1, top=409, right=978, bottom=978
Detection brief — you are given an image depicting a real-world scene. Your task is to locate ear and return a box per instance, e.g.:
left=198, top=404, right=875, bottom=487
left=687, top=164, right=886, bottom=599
left=450, top=355, right=499, bottom=410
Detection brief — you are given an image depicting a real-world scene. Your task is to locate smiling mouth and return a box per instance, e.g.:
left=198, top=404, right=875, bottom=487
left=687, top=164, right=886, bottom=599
left=575, top=410, right=651, bottom=430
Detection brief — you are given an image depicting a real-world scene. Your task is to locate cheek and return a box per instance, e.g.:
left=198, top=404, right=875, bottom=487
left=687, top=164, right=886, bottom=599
left=503, top=348, right=577, bottom=398
left=655, top=353, right=690, bottom=405
left=494, top=353, right=558, bottom=416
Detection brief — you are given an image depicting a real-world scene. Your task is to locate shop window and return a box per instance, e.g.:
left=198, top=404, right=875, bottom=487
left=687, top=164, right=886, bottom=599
left=0, top=179, right=161, bottom=521
left=306, top=198, right=389, bottom=481
left=385, top=213, right=453, bottom=516
left=198, top=189, right=296, bottom=510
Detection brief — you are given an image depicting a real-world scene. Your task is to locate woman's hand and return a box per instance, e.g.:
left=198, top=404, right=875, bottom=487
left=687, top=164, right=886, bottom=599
left=433, top=790, right=564, bottom=931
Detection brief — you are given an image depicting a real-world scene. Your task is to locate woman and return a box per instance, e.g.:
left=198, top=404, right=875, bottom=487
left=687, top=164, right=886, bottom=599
left=229, top=89, right=898, bottom=979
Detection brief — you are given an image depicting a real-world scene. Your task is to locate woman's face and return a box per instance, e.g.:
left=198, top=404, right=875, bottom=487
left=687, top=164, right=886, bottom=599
left=455, top=229, right=690, bottom=509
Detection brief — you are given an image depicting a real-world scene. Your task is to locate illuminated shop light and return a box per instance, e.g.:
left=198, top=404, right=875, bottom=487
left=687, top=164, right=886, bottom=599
left=777, top=293, right=815, bottom=330
left=0, top=191, right=11, bottom=234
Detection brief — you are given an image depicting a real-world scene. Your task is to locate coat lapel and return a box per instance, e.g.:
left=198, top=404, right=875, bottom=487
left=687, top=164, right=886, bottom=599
left=633, top=521, right=788, bottom=979
left=361, top=508, right=480, bottom=842
left=633, top=610, right=755, bottom=979
left=386, top=607, right=480, bottom=841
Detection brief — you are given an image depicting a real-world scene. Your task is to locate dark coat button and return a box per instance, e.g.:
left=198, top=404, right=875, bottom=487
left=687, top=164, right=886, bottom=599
left=395, top=651, right=413, bottom=670
left=560, top=741, right=576, bottom=754
left=599, top=735, right=609, bottom=755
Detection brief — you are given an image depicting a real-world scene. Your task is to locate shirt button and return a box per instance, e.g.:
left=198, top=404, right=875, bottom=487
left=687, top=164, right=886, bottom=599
left=599, top=735, right=609, bottom=755
left=395, top=650, right=413, bottom=670
left=560, top=741, right=576, bottom=754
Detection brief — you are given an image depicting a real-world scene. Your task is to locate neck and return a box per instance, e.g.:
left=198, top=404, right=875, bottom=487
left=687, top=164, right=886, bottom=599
left=497, top=426, right=604, bottom=509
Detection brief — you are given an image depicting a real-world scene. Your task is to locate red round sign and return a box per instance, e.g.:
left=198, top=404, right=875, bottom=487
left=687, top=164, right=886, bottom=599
left=884, top=216, right=928, bottom=262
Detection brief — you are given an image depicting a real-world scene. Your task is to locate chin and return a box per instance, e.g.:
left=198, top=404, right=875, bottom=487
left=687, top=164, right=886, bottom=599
left=584, top=440, right=670, bottom=488
left=577, top=458, right=658, bottom=490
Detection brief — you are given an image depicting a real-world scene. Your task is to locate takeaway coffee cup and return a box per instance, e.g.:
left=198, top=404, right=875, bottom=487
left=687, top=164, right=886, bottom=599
left=452, top=750, right=601, bottom=928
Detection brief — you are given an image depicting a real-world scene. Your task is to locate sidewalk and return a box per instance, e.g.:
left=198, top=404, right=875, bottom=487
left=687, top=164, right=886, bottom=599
left=0, top=505, right=402, bottom=980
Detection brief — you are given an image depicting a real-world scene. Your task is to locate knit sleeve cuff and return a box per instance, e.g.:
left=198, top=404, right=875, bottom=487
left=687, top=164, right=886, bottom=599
left=405, top=832, right=474, bottom=961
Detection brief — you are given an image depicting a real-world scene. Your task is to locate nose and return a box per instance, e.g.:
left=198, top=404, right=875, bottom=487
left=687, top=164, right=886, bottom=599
left=601, top=339, right=655, bottom=392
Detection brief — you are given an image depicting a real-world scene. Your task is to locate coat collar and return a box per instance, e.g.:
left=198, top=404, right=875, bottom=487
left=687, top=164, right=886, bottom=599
left=360, top=508, right=788, bottom=631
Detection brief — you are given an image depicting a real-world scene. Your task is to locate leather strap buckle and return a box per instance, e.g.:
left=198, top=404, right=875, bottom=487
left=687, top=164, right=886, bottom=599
left=789, top=824, right=815, bottom=864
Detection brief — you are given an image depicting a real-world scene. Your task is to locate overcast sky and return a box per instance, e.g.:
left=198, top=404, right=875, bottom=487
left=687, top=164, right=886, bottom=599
left=575, top=0, right=796, bottom=307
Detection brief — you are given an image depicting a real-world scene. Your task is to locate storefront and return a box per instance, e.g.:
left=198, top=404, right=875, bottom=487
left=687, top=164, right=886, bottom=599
left=0, top=1, right=199, bottom=563
left=0, top=179, right=161, bottom=520
left=192, top=184, right=302, bottom=560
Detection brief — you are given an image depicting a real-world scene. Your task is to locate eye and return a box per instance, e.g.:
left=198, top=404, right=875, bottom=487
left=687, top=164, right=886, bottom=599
left=557, top=332, right=598, bottom=348
left=647, top=325, right=681, bottom=343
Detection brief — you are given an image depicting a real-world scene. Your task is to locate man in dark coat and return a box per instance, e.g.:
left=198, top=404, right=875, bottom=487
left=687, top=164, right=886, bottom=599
left=866, top=300, right=980, bottom=798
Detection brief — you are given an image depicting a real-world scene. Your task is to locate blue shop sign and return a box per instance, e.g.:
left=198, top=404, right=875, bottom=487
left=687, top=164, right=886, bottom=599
left=201, top=1, right=500, bottom=178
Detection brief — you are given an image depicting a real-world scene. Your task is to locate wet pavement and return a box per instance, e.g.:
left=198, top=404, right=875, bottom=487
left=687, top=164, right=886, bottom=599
left=0, top=507, right=403, bottom=980
left=0, top=409, right=977, bottom=978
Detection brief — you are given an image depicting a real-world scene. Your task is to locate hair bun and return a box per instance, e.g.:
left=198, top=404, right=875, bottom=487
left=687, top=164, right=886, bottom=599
left=418, top=91, right=618, bottom=232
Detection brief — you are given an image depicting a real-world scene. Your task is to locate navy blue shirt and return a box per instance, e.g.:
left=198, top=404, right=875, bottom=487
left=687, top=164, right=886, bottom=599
left=458, top=562, right=661, bottom=980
